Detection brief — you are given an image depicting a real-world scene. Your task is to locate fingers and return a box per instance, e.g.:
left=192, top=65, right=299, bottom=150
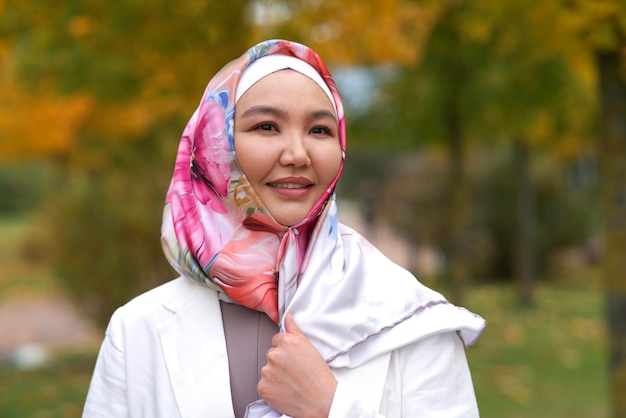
left=259, top=314, right=337, bottom=417
left=271, top=314, right=304, bottom=347
left=283, top=313, right=304, bottom=336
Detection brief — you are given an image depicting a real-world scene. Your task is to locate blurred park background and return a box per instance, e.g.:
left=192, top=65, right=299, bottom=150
left=1, top=1, right=625, bottom=417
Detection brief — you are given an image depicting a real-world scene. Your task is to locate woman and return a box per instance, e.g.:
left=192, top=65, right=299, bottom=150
left=83, top=39, right=486, bottom=418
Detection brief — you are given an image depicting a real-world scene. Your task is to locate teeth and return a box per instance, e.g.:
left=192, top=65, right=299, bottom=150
left=270, top=183, right=308, bottom=189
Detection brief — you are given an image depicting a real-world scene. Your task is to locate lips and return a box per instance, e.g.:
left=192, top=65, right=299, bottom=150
left=267, top=176, right=313, bottom=190
left=268, top=183, right=311, bottom=189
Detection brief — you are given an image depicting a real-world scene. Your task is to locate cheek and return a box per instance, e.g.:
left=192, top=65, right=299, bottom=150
left=236, top=146, right=275, bottom=183
left=235, top=136, right=259, bottom=177
left=316, top=145, right=343, bottom=183
left=236, top=152, right=259, bottom=181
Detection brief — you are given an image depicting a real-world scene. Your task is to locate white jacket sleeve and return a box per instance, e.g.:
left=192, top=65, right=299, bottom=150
left=82, top=309, right=128, bottom=417
left=329, top=380, right=386, bottom=418
left=329, top=332, right=479, bottom=418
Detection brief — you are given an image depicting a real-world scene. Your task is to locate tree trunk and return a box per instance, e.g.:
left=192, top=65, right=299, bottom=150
left=596, top=47, right=626, bottom=418
left=430, top=1, right=469, bottom=306
left=513, top=138, right=535, bottom=305
left=444, top=88, right=468, bottom=306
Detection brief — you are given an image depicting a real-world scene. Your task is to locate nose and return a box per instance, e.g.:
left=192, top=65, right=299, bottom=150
left=278, top=132, right=311, bottom=167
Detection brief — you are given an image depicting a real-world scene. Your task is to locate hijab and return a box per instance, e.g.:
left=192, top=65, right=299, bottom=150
left=161, top=39, right=485, bottom=416
left=161, top=40, right=345, bottom=324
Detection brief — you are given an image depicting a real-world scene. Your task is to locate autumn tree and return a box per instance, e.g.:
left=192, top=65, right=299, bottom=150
left=1, top=1, right=255, bottom=327
left=249, top=0, right=435, bottom=66
left=465, top=0, right=595, bottom=303
left=324, top=0, right=591, bottom=304
left=508, top=0, right=626, bottom=414
left=598, top=40, right=626, bottom=417
left=565, top=1, right=626, bottom=415
left=1, top=0, right=253, bottom=163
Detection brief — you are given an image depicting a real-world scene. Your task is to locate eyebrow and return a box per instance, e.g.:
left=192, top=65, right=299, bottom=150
left=239, top=105, right=287, bottom=119
left=311, top=110, right=338, bottom=124
left=239, top=105, right=338, bottom=124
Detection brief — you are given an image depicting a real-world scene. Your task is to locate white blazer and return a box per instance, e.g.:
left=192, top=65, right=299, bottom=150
left=83, top=277, right=479, bottom=417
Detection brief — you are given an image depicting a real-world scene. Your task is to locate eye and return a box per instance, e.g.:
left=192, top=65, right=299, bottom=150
left=255, top=122, right=278, bottom=132
left=310, top=126, right=332, bottom=136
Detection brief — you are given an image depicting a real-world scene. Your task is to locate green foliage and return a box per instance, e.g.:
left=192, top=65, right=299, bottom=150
left=377, top=152, right=453, bottom=245
left=376, top=150, right=493, bottom=278
left=336, top=148, right=396, bottom=199
left=377, top=147, right=596, bottom=281
left=40, top=134, right=178, bottom=329
left=477, top=150, right=597, bottom=279
left=5, top=0, right=252, bottom=100
left=0, top=164, right=51, bottom=215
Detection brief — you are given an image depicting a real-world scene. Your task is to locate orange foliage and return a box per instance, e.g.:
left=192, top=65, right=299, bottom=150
left=86, top=101, right=151, bottom=140
left=253, top=0, right=439, bottom=66
left=0, top=0, right=254, bottom=163
left=0, top=82, right=92, bottom=159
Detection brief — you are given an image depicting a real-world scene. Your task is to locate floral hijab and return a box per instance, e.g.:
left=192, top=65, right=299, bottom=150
left=161, top=40, right=346, bottom=324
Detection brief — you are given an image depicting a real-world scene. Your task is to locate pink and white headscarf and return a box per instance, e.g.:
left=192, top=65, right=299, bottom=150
left=161, top=39, right=485, bottom=416
left=161, top=40, right=345, bottom=324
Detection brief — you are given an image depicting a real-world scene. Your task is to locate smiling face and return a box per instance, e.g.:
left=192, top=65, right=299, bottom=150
left=234, top=69, right=342, bottom=226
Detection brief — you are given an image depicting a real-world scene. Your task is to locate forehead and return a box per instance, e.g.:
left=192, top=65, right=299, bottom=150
left=236, top=69, right=335, bottom=111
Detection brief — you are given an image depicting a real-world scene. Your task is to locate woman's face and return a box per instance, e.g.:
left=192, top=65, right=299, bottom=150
left=234, top=69, right=342, bottom=226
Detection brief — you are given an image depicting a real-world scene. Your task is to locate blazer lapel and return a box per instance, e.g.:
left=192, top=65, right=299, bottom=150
left=158, top=278, right=235, bottom=417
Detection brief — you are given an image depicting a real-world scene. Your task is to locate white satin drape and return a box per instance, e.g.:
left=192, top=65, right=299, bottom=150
left=245, top=198, right=485, bottom=417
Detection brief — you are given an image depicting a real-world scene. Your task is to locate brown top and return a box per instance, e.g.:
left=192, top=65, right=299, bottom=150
left=220, top=301, right=278, bottom=418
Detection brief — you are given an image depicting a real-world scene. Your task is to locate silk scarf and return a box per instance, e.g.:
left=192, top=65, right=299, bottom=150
left=161, top=39, right=345, bottom=324
left=160, top=39, right=486, bottom=418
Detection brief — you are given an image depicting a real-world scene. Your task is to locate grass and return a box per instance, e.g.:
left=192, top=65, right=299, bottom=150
left=466, top=272, right=608, bottom=418
left=0, top=216, right=609, bottom=417
left=0, top=350, right=97, bottom=418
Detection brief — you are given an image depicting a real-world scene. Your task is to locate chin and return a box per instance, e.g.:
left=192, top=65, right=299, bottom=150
left=276, top=219, right=300, bottom=227
left=274, top=213, right=307, bottom=227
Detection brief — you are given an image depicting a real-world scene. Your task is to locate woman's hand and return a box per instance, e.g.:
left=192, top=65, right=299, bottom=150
left=258, top=314, right=337, bottom=418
